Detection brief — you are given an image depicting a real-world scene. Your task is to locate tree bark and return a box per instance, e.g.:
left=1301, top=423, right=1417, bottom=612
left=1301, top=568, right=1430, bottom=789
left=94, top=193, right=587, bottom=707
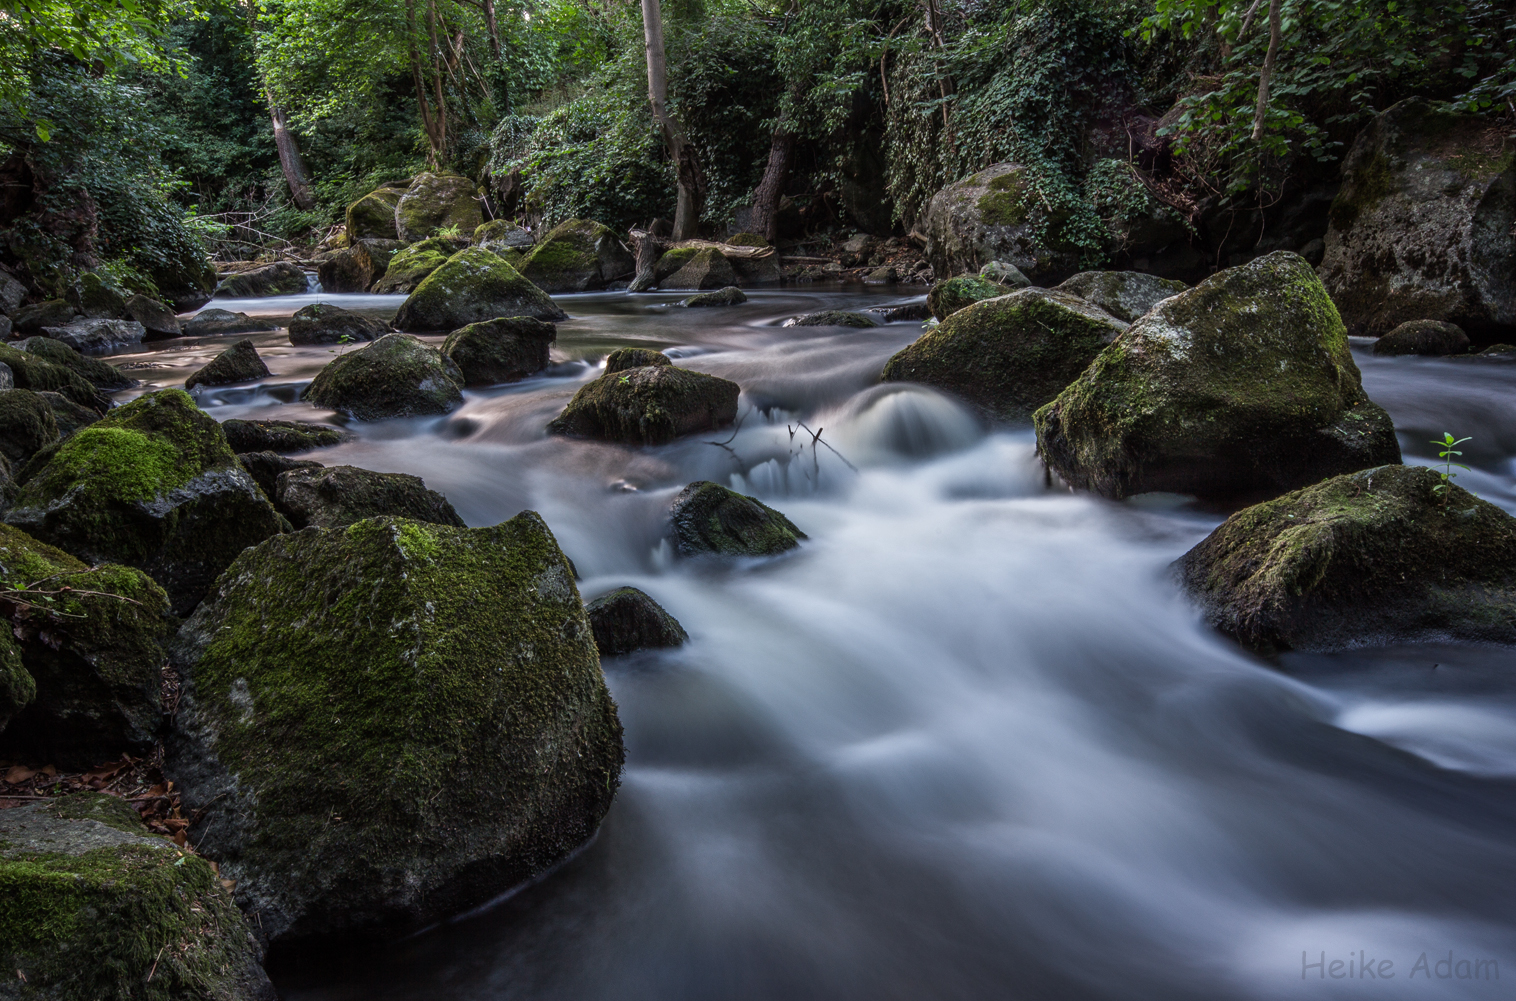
left=628, top=228, right=663, bottom=292
left=640, top=0, right=703, bottom=239
left=406, top=0, right=447, bottom=165
left=1250, top=0, right=1282, bottom=141
left=749, top=122, right=794, bottom=241
left=266, top=98, right=315, bottom=211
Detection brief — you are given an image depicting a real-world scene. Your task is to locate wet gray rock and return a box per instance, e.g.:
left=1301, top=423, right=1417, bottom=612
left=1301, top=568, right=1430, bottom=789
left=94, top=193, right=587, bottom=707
left=39, top=318, right=146, bottom=354
left=0, top=389, right=59, bottom=466
left=37, top=391, right=100, bottom=439
left=1372, top=320, right=1470, bottom=357
left=186, top=338, right=271, bottom=389
left=682, top=286, right=747, bottom=307
left=441, top=316, right=556, bottom=385
left=287, top=302, right=390, bottom=345
left=785, top=310, right=879, bottom=328
left=221, top=418, right=352, bottom=454
left=302, top=333, right=463, bottom=420
left=214, top=262, right=308, bottom=299
left=274, top=464, right=465, bottom=529
left=922, top=163, right=1080, bottom=284
left=547, top=364, right=738, bottom=445
left=1055, top=271, right=1187, bottom=323
left=237, top=451, right=323, bottom=500
left=979, top=260, right=1032, bottom=288
left=124, top=293, right=183, bottom=339
left=12, top=299, right=79, bottom=333
left=183, top=308, right=271, bottom=337
left=669, top=481, right=806, bottom=557
left=586, top=586, right=688, bottom=656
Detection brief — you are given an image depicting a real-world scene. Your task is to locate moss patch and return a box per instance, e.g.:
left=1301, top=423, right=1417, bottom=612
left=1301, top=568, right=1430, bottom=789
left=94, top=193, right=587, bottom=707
left=976, top=170, right=1030, bottom=228
left=547, top=365, right=740, bottom=445
left=668, top=481, right=806, bottom=557
left=926, top=276, right=1007, bottom=321
left=393, top=247, right=567, bottom=331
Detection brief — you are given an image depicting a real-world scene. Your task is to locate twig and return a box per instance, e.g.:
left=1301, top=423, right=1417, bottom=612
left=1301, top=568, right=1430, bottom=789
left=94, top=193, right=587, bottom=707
left=792, top=420, right=858, bottom=473
left=146, top=945, right=165, bottom=983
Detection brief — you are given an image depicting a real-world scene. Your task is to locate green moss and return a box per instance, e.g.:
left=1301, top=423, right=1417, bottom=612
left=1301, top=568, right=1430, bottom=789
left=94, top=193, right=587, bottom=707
left=395, top=173, right=481, bottom=242
left=441, top=317, right=556, bottom=386
left=725, top=233, right=769, bottom=248
left=346, top=188, right=403, bottom=241
left=373, top=237, right=455, bottom=294
left=49, top=427, right=185, bottom=503
left=20, top=335, right=132, bottom=390
left=302, top=333, right=464, bottom=419
left=393, top=247, right=567, bottom=331
left=654, top=247, right=699, bottom=281
left=668, top=481, right=806, bottom=557
left=605, top=347, right=671, bottom=373
left=926, top=276, right=1007, bottom=320
left=0, top=389, right=60, bottom=466
left=47, top=790, right=149, bottom=834
left=976, top=170, right=1030, bottom=227
left=0, top=344, right=106, bottom=413
left=547, top=365, right=740, bottom=445
left=0, top=628, right=35, bottom=728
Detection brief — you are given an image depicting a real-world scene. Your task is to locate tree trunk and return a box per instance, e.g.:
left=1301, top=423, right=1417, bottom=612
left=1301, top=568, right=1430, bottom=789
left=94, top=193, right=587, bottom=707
left=749, top=123, right=794, bottom=242
left=482, top=0, right=507, bottom=110
left=640, top=0, right=703, bottom=239
left=407, top=0, right=447, bottom=165
left=628, top=228, right=662, bottom=292
left=1250, top=0, right=1282, bottom=141
left=266, top=98, right=315, bottom=211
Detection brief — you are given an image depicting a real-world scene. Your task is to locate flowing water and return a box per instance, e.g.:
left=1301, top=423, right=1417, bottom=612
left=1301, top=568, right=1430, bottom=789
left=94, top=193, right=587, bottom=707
left=115, top=289, right=1516, bottom=999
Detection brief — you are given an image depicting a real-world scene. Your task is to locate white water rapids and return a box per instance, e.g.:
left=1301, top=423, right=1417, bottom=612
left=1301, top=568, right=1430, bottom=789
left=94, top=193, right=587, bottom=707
left=115, top=288, right=1516, bottom=999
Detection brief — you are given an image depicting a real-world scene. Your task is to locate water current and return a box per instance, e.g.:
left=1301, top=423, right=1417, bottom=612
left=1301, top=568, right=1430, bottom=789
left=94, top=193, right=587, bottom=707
left=115, top=287, right=1516, bottom=999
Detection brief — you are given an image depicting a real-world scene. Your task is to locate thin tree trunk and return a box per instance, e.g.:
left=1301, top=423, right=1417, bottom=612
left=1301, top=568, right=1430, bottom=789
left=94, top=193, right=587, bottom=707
left=749, top=122, right=794, bottom=241
left=483, top=0, right=502, bottom=61
left=407, top=0, right=446, bottom=165
left=266, top=97, right=315, bottom=211
left=640, top=0, right=702, bottom=239
left=1250, top=0, right=1281, bottom=141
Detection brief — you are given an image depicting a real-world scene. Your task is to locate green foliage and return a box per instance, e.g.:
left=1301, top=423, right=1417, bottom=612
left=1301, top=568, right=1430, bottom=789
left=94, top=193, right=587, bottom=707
left=1431, top=432, right=1472, bottom=505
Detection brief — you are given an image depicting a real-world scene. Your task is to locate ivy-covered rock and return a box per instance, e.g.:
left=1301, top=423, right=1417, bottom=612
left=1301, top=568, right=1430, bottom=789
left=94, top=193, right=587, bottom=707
left=1320, top=98, right=1516, bottom=341
left=220, top=419, right=352, bottom=455
left=547, top=364, right=739, bottom=445
left=372, top=237, right=456, bottom=295
left=0, top=523, right=174, bottom=766
left=165, top=513, right=624, bottom=944
left=441, top=316, right=556, bottom=385
left=883, top=287, right=1126, bottom=421
left=287, top=303, right=389, bottom=346
left=213, top=262, right=307, bottom=299
left=786, top=310, right=879, bottom=328
left=185, top=339, right=270, bottom=390
left=0, top=344, right=109, bottom=414
left=0, top=793, right=274, bottom=1001
left=273, top=465, right=465, bottom=530
left=0, top=389, right=59, bottom=467
left=67, top=272, right=126, bottom=319
left=922, top=163, right=1081, bottom=284
left=605, top=347, right=670, bottom=372
left=182, top=308, right=269, bottom=337
left=18, top=336, right=133, bottom=391
left=586, top=586, right=688, bottom=656
left=683, top=286, right=747, bottom=307
left=668, top=481, right=806, bottom=557
left=927, top=275, right=1007, bottom=320
left=1034, top=252, right=1402, bottom=503
left=395, top=172, right=482, bottom=242
left=1055, top=271, right=1187, bottom=323
left=519, top=219, right=635, bottom=293
left=12, top=299, right=79, bottom=334
left=0, top=627, right=32, bottom=733
left=236, top=452, right=322, bottom=501
left=302, top=333, right=463, bottom=420
left=1372, top=319, right=1470, bottom=357
left=1176, top=465, right=1516, bottom=652
left=661, top=247, right=736, bottom=291
left=345, top=185, right=407, bottom=241
left=3, top=388, right=285, bottom=616
left=39, top=318, right=146, bottom=355
left=124, top=294, right=182, bottom=340
left=393, top=248, right=567, bottom=331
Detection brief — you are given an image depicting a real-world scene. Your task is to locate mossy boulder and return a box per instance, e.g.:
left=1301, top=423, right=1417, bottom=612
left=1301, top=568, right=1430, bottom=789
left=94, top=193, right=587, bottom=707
left=273, top=465, right=465, bottom=530
left=0, top=793, right=274, bottom=1000
left=146, top=246, right=218, bottom=314
left=921, top=163, right=1081, bottom=284
left=0, top=523, right=174, bottom=766
left=1034, top=251, right=1402, bottom=503
left=0, top=344, right=108, bottom=414
left=653, top=247, right=699, bottom=282
left=395, top=172, right=482, bottom=243
left=1320, top=98, right=1516, bottom=342
left=185, top=339, right=270, bottom=390
left=1372, top=319, right=1470, bottom=357
left=345, top=186, right=406, bottom=241
left=0, top=626, right=32, bottom=733
left=668, top=481, right=806, bottom=557
left=547, top=365, right=739, bottom=445
left=372, top=237, right=455, bottom=295
left=287, top=303, right=389, bottom=346
left=1176, top=464, right=1516, bottom=652
left=182, top=309, right=269, bottom=337
left=662, top=248, right=736, bottom=291
left=213, top=262, right=307, bottom=299
left=519, top=219, right=635, bottom=293
left=301, top=333, right=463, bottom=420
left=725, top=232, right=769, bottom=248
left=786, top=310, right=879, bottom=328
left=441, top=316, right=556, bottom=385
left=124, top=294, right=183, bottom=340
left=13, top=300, right=80, bottom=333
left=66, top=272, right=126, bottom=319
left=3, top=389, right=285, bottom=616
left=682, top=286, right=747, bottom=307
left=39, top=318, right=146, bottom=355
left=883, top=288, right=1127, bottom=422
left=1055, top=271, right=1187, bottom=323
left=0, top=389, right=60, bottom=466
left=586, top=586, right=688, bottom=656
left=219, top=419, right=352, bottom=455
left=393, top=248, right=566, bottom=331
left=605, top=347, right=670, bottom=373
left=927, top=275, right=1007, bottom=321
left=165, top=513, right=624, bottom=944
left=18, top=335, right=134, bottom=390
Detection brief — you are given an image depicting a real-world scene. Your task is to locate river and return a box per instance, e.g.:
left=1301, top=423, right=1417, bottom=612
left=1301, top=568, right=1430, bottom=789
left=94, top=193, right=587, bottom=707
left=115, top=287, right=1516, bottom=999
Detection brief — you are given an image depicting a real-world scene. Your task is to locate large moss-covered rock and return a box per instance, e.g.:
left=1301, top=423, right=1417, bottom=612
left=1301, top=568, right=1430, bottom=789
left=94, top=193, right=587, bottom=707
left=185, top=339, right=270, bottom=390
left=441, top=316, right=556, bottom=385
left=213, top=262, right=307, bottom=299
left=287, top=303, right=389, bottom=346
left=604, top=347, right=670, bottom=373
left=586, top=586, right=688, bottom=656
left=547, top=365, right=739, bottom=445
left=17, top=335, right=133, bottom=390
left=0, top=524, right=174, bottom=766
left=1056, top=271, right=1187, bottom=323
left=3, top=389, right=285, bottom=615
left=146, top=246, right=218, bottom=314
left=38, top=391, right=100, bottom=439
left=1372, top=319, right=1470, bottom=357
left=1176, top=465, right=1516, bottom=652
left=668, top=481, right=805, bottom=557
left=682, top=286, right=747, bottom=307
left=66, top=272, right=126, bottom=319
left=473, top=219, right=533, bottom=249
left=317, top=242, right=385, bottom=294
left=345, top=185, right=406, bottom=241
left=372, top=237, right=456, bottom=295
left=1320, top=98, right=1516, bottom=341
left=302, top=333, right=463, bottom=420
left=926, top=275, right=1007, bottom=321
left=0, top=793, right=274, bottom=1000
left=39, top=318, right=146, bottom=355
left=661, top=248, right=735, bottom=291
left=922, top=163, right=1081, bottom=284
left=124, top=294, right=183, bottom=340
left=220, top=419, right=352, bottom=455
left=165, top=514, right=624, bottom=944
left=395, top=173, right=482, bottom=243
left=393, top=248, right=566, bottom=331
left=0, top=344, right=108, bottom=414
left=883, top=288, right=1126, bottom=422
left=274, top=465, right=464, bottom=529
left=519, top=219, right=634, bottom=293
left=13, top=300, right=79, bottom=333
left=0, top=627, right=32, bottom=733
left=0, top=389, right=60, bottom=466
left=1034, top=252, right=1402, bottom=503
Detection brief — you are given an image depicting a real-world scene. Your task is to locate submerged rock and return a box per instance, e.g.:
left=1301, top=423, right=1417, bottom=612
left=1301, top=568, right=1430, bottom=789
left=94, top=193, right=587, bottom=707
left=1055, top=271, right=1187, bottom=323
left=166, top=513, right=624, bottom=944
left=3, top=388, right=285, bottom=615
left=39, top=318, right=146, bottom=354
left=682, top=286, right=747, bottom=307
left=519, top=218, right=634, bottom=293
left=1176, top=465, right=1516, bottom=652
left=921, top=162, right=1080, bottom=284
left=669, top=481, right=806, bottom=557
left=547, top=364, right=739, bottom=445
left=1035, top=252, right=1401, bottom=503
left=0, top=793, right=275, bottom=1000
left=302, top=333, right=463, bottom=420
left=0, top=523, right=174, bottom=766
left=186, top=338, right=270, bottom=389
left=395, top=172, right=482, bottom=242
left=883, top=287, right=1127, bottom=421
left=214, top=262, right=307, bottom=299
left=183, top=308, right=270, bottom=337
left=1372, top=320, right=1470, bottom=357
left=786, top=310, right=879, bottom=328
left=287, top=302, right=390, bottom=345
left=220, top=418, right=352, bottom=454
left=124, top=293, right=183, bottom=340
left=274, top=465, right=465, bottom=529
left=441, top=316, right=556, bottom=385
left=372, top=236, right=456, bottom=295
left=393, top=248, right=567, bottom=331
left=661, top=248, right=736, bottom=291
left=237, top=450, right=322, bottom=501
left=18, top=336, right=134, bottom=391
left=586, top=586, right=688, bottom=656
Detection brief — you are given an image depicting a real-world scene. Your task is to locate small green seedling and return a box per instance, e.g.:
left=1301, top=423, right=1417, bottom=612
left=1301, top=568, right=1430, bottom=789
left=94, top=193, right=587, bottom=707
left=1431, top=432, right=1471, bottom=506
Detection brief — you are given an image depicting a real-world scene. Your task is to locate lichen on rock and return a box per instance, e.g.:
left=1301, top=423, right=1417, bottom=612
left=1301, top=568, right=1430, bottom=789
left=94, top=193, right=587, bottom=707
left=372, top=237, right=457, bottom=295
left=394, top=172, right=482, bottom=243
left=926, top=275, right=1009, bottom=321
left=1055, top=271, right=1187, bottom=323
left=921, top=163, right=1081, bottom=284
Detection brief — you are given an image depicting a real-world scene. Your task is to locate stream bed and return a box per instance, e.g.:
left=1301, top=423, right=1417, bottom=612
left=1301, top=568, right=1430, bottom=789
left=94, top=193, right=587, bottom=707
left=119, top=287, right=1516, bottom=999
